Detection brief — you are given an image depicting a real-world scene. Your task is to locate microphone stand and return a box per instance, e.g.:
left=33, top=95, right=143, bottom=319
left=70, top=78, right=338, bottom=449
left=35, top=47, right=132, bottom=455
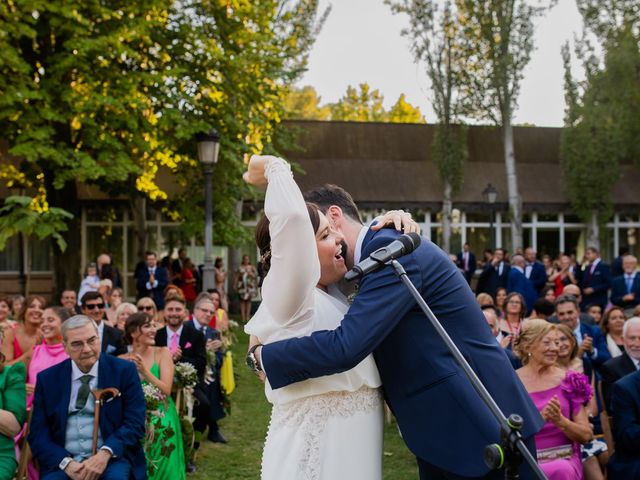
left=388, top=259, right=546, bottom=480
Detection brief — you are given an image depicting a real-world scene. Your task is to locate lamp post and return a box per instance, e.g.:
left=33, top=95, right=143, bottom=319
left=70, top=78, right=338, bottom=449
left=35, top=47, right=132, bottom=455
left=482, top=183, right=498, bottom=250
left=197, top=129, right=220, bottom=292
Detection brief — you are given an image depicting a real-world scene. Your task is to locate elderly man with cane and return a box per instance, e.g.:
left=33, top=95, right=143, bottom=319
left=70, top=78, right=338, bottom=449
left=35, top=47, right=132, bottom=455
left=29, top=315, right=146, bottom=480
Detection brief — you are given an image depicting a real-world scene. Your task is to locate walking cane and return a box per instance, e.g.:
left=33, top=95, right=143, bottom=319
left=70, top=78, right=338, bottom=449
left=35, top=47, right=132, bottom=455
left=90, top=388, right=121, bottom=455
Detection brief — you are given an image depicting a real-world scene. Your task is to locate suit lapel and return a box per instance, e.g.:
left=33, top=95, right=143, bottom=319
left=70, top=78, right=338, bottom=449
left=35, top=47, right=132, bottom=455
left=57, top=360, right=73, bottom=432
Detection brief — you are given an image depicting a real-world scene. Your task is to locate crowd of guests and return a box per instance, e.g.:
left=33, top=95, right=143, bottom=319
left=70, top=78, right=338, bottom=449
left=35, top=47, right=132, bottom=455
left=0, top=249, right=243, bottom=480
left=461, top=244, right=640, bottom=479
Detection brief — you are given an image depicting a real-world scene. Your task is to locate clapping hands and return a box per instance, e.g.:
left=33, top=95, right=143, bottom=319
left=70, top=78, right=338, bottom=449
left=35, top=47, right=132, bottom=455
left=541, top=395, right=563, bottom=425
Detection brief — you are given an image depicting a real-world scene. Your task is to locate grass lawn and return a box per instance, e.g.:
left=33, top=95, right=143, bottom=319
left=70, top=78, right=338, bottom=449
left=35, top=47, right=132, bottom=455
left=193, top=328, right=418, bottom=479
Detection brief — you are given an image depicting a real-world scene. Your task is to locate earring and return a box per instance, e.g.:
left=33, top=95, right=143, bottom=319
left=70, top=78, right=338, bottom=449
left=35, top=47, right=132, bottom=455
left=527, top=352, right=532, bottom=357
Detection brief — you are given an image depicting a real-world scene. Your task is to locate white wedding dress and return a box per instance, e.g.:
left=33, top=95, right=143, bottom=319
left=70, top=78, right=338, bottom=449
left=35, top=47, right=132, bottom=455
left=245, top=157, right=383, bottom=480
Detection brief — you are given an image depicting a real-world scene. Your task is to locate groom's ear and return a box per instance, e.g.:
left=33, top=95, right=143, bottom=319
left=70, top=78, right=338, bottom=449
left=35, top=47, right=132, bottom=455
left=325, top=205, right=344, bottom=226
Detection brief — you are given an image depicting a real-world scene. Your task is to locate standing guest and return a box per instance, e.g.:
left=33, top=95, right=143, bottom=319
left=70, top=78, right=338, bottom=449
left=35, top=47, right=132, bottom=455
left=26, top=307, right=72, bottom=407
left=105, top=287, right=124, bottom=326
left=213, top=257, right=228, bottom=311
left=549, top=254, right=579, bottom=298
left=209, top=289, right=229, bottom=333
left=579, top=247, right=611, bottom=311
left=586, top=304, right=603, bottom=327
left=77, top=263, right=100, bottom=306
left=0, top=354, right=26, bottom=480
left=170, top=248, right=188, bottom=287
left=120, top=313, right=185, bottom=480
left=59, top=290, right=80, bottom=316
left=80, top=292, right=126, bottom=356
left=97, top=253, right=122, bottom=289
left=610, top=254, right=640, bottom=314
left=495, top=287, right=507, bottom=318
left=235, top=254, right=257, bottom=323
left=136, top=298, right=161, bottom=328
left=601, top=307, right=627, bottom=358
left=524, top=247, right=548, bottom=295
left=456, top=242, right=477, bottom=285
left=543, top=285, right=557, bottom=304
left=607, top=368, right=640, bottom=478
left=0, top=295, right=16, bottom=330
left=498, top=292, right=526, bottom=348
left=600, top=317, right=640, bottom=413
left=514, top=320, right=593, bottom=480
left=10, top=295, right=25, bottom=321
left=542, top=254, right=556, bottom=287
left=1, top=295, right=45, bottom=365
left=610, top=246, right=629, bottom=279
left=114, top=303, right=137, bottom=332
left=507, top=255, right=538, bottom=315
left=136, top=251, right=169, bottom=310
left=181, top=258, right=198, bottom=309
left=29, top=315, right=146, bottom=480
left=494, top=248, right=511, bottom=290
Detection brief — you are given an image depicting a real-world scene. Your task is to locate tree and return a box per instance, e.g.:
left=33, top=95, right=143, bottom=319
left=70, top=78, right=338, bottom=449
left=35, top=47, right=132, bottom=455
left=0, top=1, right=327, bottom=293
left=456, top=0, right=553, bottom=251
left=387, top=0, right=467, bottom=252
left=284, top=85, right=331, bottom=120
left=329, top=83, right=388, bottom=122
left=560, top=0, right=640, bottom=249
left=387, top=93, right=426, bottom=123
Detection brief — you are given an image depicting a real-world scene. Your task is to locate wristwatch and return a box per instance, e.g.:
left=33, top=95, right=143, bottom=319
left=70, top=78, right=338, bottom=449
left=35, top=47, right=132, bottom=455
left=59, top=456, right=73, bottom=471
left=246, top=344, right=263, bottom=375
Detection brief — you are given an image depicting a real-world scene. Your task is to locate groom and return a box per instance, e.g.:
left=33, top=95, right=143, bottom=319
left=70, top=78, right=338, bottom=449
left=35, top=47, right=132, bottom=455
left=252, top=184, right=544, bottom=479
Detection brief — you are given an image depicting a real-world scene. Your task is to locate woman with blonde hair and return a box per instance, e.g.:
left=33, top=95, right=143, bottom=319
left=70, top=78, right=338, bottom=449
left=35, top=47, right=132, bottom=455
left=475, top=293, right=494, bottom=307
left=115, top=302, right=138, bottom=331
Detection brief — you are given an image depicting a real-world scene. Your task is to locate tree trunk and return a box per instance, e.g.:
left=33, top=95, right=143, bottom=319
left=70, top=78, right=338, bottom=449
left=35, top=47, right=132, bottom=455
left=503, top=115, right=523, bottom=251
left=441, top=181, right=453, bottom=253
left=586, top=210, right=600, bottom=251
left=130, top=197, right=148, bottom=263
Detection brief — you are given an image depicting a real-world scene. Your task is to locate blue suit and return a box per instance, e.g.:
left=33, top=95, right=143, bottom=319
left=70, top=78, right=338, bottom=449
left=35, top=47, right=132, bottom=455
left=525, top=261, right=547, bottom=294
left=579, top=261, right=611, bottom=310
left=29, top=355, right=147, bottom=480
left=610, top=274, right=640, bottom=310
left=506, top=268, right=538, bottom=315
left=262, top=229, right=543, bottom=478
left=608, top=370, right=640, bottom=479
left=456, top=251, right=476, bottom=284
left=579, top=321, right=611, bottom=378
left=136, top=265, right=169, bottom=310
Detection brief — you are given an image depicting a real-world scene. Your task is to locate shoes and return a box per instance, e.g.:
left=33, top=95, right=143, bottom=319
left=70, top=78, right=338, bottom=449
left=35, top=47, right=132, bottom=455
left=186, top=462, right=197, bottom=474
left=207, top=430, right=228, bottom=444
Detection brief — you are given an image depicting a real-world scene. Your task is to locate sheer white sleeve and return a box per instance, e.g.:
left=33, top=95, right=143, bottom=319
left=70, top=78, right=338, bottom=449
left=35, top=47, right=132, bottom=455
left=244, top=157, right=319, bottom=342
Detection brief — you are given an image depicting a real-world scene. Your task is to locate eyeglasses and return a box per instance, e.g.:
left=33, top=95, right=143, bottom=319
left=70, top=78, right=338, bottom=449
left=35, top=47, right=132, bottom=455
left=84, top=303, right=105, bottom=310
left=139, top=305, right=155, bottom=311
left=67, top=336, right=100, bottom=351
left=507, top=300, right=522, bottom=305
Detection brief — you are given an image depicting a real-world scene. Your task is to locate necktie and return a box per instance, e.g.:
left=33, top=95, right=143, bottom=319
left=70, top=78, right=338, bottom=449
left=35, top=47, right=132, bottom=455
left=169, top=333, right=179, bottom=354
left=75, top=375, right=93, bottom=410
left=627, top=276, right=634, bottom=294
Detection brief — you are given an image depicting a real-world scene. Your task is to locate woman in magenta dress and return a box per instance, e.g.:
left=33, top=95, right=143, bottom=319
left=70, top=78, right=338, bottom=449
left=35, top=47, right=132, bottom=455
left=514, top=320, right=593, bottom=479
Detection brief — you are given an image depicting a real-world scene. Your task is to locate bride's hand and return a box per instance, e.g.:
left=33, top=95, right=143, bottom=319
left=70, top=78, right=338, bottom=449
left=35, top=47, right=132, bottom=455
left=371, top=210, right=421, bottom=234
left=243, top=155, right=279, bottom=188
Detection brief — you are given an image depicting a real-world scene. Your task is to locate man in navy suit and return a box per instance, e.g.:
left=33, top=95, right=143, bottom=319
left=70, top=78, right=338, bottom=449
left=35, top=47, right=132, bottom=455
left=29, top=315, right=146, bottom=480
left=506, top=255, right=538, bottom=315
left=252, top=184, right=543, bottom=479
left=555, top=295, right=611, bottom=377
left=579, top=246, right=611, bottom=311
left=610, top=255, right=640, bottom=312
left=136, top=251, right=169, bottom=310
left=607, top=369, right=640, bottom=478
left=456, top=242, right=476, bottom=285
left=524, top=247, right=547, bottom=295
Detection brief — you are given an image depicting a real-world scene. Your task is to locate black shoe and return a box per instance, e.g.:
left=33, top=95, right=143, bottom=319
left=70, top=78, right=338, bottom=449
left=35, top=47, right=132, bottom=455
left=186, top=462, right=197, bottom=474
left=207, top=430, right=228, bottom=444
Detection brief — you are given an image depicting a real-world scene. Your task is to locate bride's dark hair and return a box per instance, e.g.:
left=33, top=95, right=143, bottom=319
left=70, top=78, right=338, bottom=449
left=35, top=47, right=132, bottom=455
left=255, top=202, right=321, bottom=276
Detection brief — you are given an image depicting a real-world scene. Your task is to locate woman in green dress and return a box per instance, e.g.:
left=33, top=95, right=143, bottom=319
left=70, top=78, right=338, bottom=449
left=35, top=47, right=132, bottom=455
left=120, top=313, right=185, bottom=480
left=0, top=352, right=26, bottom=480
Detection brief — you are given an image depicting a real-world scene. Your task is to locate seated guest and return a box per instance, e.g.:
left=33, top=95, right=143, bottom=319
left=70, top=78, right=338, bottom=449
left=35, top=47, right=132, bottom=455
left=529, top=298, right=555, bottom=321
left=600, top=316, right=640, bottom=413
left=610, top=255, right=640, bottom=314
left=60, top=290, right=80, bottom=316
left=585, top=304, right=603, bottom=327
left=136, top=298, right=161, bottom=328
left=81, top=292, right=126, bottom=356
left=482, top=306, right=520, bottom=368
left=476, top=293, right=494, bottom=307
left=601, top=307, right=627, bottom=358
left=209, top=289, right=229, bottom=333
left=1, top=295, right=46, bottom=365
left=0, top=353, right=26, bottom=480
left=29, top=315, right=146, bottom=480
left=514, top=320, right=593, bottom=479
left=105, top=287, right=124, bottom=326
left=543, top=285, right=557, bottom=304
left=9, top=295, right=25, bottom=321
left=114, top=302, right=137, bottom=332
left=0, top=294, right=16, bottom=330
left=555, top=323, right=583, bottom=373
left=495, top=287, right=507, bottom=318
left=548, top=285, right=596, bottom=326
left=608, top=369, right=640, bottom=478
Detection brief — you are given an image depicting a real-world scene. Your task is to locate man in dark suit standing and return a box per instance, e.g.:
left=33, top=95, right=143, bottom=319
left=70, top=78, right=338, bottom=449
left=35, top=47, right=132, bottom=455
left=610, top=255, right=640, bottom=313
left=29, top=315, right=146, bottom=480
left=476, top=248, right=509, bottom=298
left=608, top=369, right=640, bottom=478
left=457, top=242, right=477, bottom=285
left=506, top=255, right=538, bottom=315
left=249, top=180, right=543, bottom=480
left=136, top=251, right=169, bottom=310
left=600, top=317, right=640, bottom=413
left=80, top=292, right=126, bottom=356
left=524, top=247, right=547, bottom=295
left=579, top=246, right=611, bottom=311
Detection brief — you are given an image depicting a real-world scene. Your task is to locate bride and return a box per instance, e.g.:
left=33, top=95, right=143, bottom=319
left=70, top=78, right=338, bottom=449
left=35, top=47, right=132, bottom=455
left=243, top=155, right=418, bottom=480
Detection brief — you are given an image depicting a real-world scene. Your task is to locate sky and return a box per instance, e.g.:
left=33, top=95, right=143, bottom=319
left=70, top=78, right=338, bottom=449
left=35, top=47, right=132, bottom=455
left=298, top=0, right=584, bottom=127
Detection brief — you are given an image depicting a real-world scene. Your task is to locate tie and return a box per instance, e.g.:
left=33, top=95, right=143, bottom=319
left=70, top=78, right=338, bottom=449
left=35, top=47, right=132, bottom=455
left=75, top=375, right=93, bottom=410
left=627, top=276, right=634, bottom=294
left=169, top=333, right=179, bottom=354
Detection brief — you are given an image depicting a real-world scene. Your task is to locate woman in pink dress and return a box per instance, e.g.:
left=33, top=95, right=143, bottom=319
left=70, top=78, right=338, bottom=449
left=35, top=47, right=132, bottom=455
left=514, top=320, right=593, bottom=480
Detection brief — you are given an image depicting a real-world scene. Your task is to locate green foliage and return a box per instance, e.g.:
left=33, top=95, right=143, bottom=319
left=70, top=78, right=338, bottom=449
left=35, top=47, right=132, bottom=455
left=283, top=85, right=331, bottom=120
left=329, top=83, right=388, bottom=122
left=431, top=125, right=467, bottom=195
left=0, top=195, right=73, bottom=251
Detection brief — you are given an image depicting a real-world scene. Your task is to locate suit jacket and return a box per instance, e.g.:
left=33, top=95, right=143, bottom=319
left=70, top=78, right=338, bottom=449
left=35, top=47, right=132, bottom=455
left=610, top=274, right=640, bottom=310
left=526, top=261, right=547, bottom=294
left=579, top=322, right=611, bottom=378
left=600, top=352, right=637, bottom=413
left=475, top=263, right=498, bottom=296
left=608, top=369, right=640, bottom=478
left=262, top=229, right=543, bottom=477
left=155, top=324, right=207, bottom=380
left=28, top=355, right=146, bottom=479
left=101, top=323, right=126, bottom=356
left=579, top=261, right=611, bottom=310
left=136, top=265, right=169, bottom=310
left=456, top=251, right=476, bottom=284
left=506, top=268, right=538, bottom=315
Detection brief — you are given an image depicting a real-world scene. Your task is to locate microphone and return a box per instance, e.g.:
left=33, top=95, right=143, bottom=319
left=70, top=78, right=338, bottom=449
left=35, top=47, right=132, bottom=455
left=344, top=232, right=421, bottom=282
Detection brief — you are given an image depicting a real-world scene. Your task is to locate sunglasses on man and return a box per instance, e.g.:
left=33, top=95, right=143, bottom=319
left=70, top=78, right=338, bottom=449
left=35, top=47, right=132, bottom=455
left=84, top=303, right=105, bottom=310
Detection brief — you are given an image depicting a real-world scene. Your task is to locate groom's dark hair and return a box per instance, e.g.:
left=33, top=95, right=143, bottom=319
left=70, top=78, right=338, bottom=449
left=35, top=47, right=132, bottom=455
left=304, top=184, right=362, bottom=224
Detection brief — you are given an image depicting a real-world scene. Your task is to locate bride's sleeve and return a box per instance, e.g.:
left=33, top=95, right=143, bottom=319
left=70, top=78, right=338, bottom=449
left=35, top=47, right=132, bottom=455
left=259, top=157, right=319, bottom=324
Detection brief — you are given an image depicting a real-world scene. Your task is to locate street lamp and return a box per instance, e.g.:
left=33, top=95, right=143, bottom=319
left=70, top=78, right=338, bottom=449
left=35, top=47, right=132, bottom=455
left=482, top=183, right=498, bottom=250
left=197, top=129, right=220, bottom=292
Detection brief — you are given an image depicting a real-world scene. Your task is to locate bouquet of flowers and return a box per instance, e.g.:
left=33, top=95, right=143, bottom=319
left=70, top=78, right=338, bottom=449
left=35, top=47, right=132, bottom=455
left=174, top=362, right=198, bottom=389
left=142, top=383, right=175, bottom=476
left=173, top=362, right=198, bottom=465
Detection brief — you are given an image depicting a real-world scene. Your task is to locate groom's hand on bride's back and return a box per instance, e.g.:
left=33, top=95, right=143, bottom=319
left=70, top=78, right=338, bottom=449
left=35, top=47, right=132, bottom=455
left=370, top=210, right=421, bottom=234
left=243, top=155, right=281, bottom=188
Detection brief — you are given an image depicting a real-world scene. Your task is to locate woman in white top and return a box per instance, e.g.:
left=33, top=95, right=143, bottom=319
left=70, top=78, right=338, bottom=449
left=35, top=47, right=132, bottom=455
left=244, top=155, right=417, bottom=480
